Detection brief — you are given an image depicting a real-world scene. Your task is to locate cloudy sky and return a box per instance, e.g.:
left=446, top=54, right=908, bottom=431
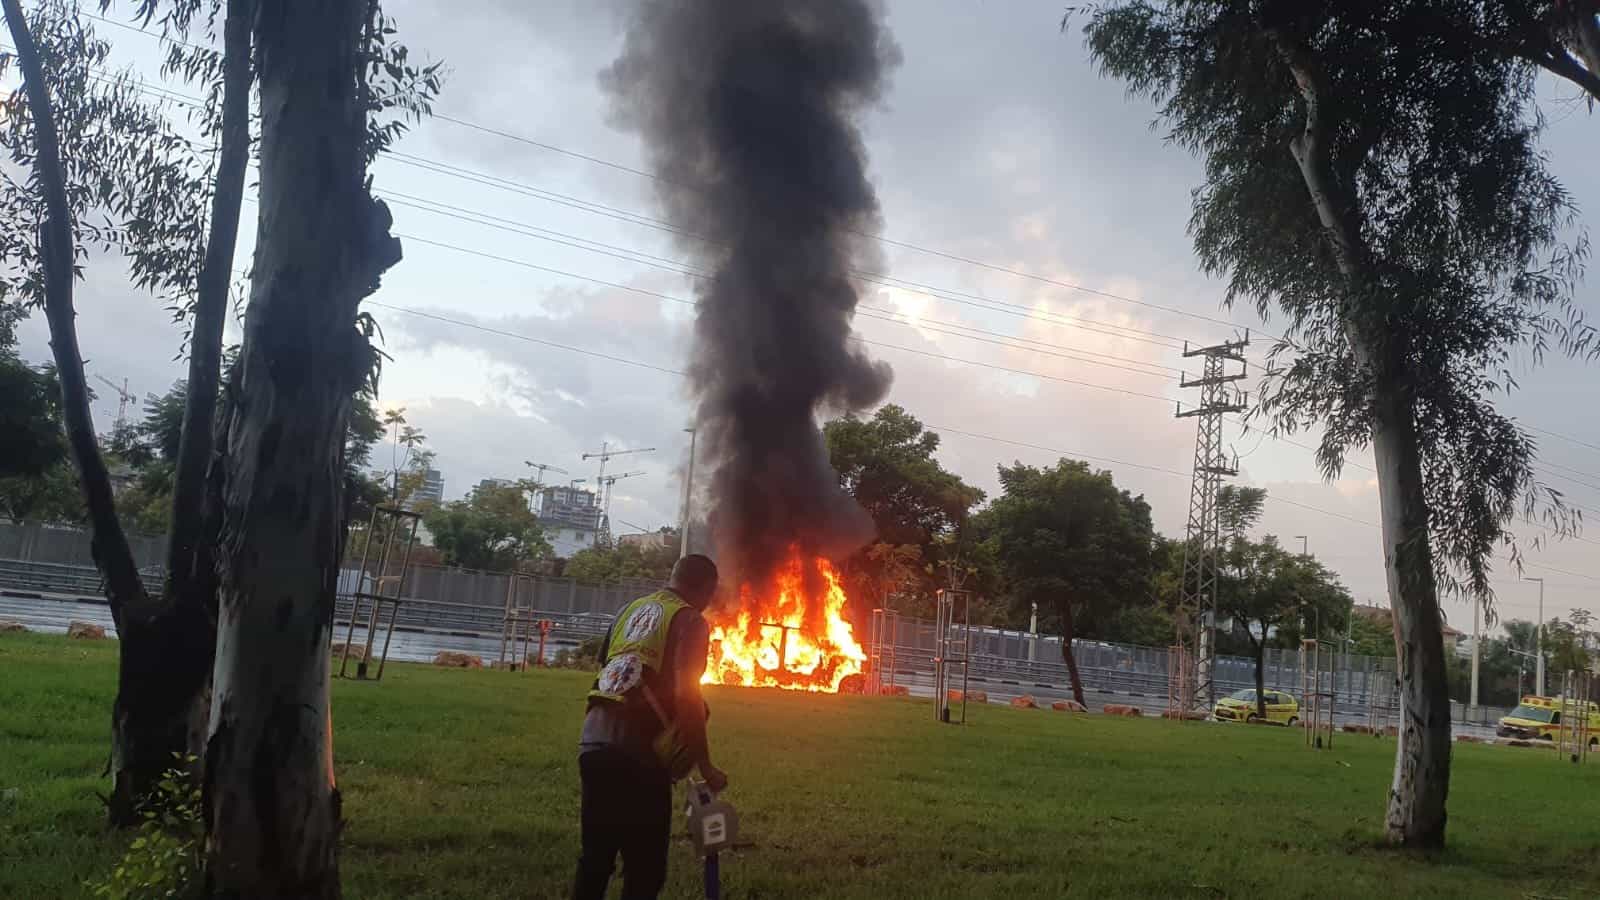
left=16, top=0, right=1600, bottom=637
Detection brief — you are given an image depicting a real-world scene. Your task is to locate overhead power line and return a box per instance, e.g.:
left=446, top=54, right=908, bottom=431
left=363, top=298, right=1600, bottom=585
left=55, top=58, right=1215, bottom=368
left=386, top=236, right=1181, bottom=405
left=378, top=190, right=1180, bottom=379
left=79, top=12, right=1269, bottom=345
left=421, top=114, right=1273, bottom=337
left=381, top=154, right=1197, bottom=351
left=60, top=17, right=1600, bottom=504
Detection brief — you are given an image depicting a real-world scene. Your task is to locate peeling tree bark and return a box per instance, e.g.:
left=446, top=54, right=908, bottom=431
left=1563, top=4, right=1600, bottom=91
left=202, top=0, right=399, bottom=895
left=1270, top=32, right=1452, bottom=848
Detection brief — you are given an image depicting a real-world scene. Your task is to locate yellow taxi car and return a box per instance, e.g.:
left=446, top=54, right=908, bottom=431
left=1496, top=695, right=1600, bottom=742
left=1214, top=688, right=1299, bottom=726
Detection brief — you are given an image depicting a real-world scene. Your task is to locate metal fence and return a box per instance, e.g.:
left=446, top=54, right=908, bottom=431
left=876, top=615, right=1388, bottom=714
left=0, top=536, right=1513, bottom=721
left=0, top=558, right=163, bottom=598
left=0, top=520, right=164, bottom=570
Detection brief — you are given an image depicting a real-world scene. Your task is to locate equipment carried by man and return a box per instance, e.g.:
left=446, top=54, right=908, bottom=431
left=589, top=590, right=704, bottom=777
left=685, top=779, right=737, bottom=900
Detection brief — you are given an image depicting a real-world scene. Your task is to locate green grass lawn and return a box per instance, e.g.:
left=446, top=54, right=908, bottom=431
left=4, top=631, right=1599, bottom=899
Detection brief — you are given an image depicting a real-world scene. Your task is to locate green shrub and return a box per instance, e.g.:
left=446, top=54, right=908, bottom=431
left=573, top=636, right=604, bottom=667
left=89, top=756, right=203, bottom=900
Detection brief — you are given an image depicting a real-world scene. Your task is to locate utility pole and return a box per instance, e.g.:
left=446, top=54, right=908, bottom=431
left=1173, top=332, right=1249, bottom=714
left=679, top=427, right=697, bottom=559
left=1526, top=575, right=1546, bottom=696
left=1028, top=600, right=1039, bottom=663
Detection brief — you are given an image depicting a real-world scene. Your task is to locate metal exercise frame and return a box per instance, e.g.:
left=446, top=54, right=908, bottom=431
left=1556, top=670, right=1593, bottom=764
left=338, top=505, right=421, bottom=681
left=933, top=589, right=972, bottom=724
left=868, top=607, right=901, bottom=695
left=498, top=572, right=553, bottom=670
left=1366, top=660, right=1397, bottom=737
left=1301, top=638, right=1335, bottom=749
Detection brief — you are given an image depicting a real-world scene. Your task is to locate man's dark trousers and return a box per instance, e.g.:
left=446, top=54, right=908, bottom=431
left=572, top=747, right=673, bottom=900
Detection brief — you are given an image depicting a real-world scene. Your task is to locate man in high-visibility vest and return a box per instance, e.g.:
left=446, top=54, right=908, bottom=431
left=573, top=553, right=728, bottom=900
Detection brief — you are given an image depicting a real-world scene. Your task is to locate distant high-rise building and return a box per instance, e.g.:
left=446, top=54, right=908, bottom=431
left=538, top=485, right=600, bottom=530
left=538, top=485, right=601, bottom=557
left=410, top=467, right=444, bottom=508
left=474, top=477, right=513, bottom=496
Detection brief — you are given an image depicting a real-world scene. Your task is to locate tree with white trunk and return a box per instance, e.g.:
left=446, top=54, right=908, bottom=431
left=1084, top=0, right=1592, bottom=848
left=2, top=0, right=437, bottom=834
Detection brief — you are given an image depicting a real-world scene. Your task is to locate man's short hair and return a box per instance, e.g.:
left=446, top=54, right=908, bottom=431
left=672, top=554, right=718, bottom=594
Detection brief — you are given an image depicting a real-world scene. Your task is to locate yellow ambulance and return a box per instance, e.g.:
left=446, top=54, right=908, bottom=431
left=1495, top=695, right=1600, bottom=742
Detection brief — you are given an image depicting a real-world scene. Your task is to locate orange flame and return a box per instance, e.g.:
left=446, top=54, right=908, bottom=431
left=702, top=550, right=864, bottom=692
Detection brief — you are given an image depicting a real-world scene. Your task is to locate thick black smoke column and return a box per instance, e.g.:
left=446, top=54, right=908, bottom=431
left=605, top=0, right=899, bottom=596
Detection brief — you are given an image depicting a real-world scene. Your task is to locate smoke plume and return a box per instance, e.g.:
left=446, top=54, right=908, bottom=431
left=605, top=0, right=899, bottom=593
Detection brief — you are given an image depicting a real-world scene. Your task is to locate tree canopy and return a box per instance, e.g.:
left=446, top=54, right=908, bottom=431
left=824, top=405, right=985, bottom=614
left=563, top=541, right=678, bottom=585
left=1085, top=0, right=1589, bottom=601
left=977, top=458, right=1157, bottom=704
left=423, top=481, right=551, bottom=572
left=1083, top=0, right=1595, bottom=848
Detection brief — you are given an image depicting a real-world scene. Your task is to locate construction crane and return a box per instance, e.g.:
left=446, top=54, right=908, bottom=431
left=581, top=441, right=655, bottom=486
left=523, top=461, right=569, bottom=486
left=522, top=461, right=569, bottom=515
left=595, top=470, right=646, bottom=548
left=93, top=374, right=135, bottom=434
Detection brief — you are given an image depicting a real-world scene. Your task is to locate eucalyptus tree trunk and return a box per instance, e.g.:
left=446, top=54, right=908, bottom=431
left=105, top=0, right=259, bottom=823
left=1251, top=635, right=1266, bottom=720
left=203, top=0, right=399, bottom=893
left=1058, top=600, right=1086, bottom=708
left=2, top=0, right=173, bottom=826
left=1557, top=3, right=1600, bottom=93
left=1272, top=34, right=1451, bottom=848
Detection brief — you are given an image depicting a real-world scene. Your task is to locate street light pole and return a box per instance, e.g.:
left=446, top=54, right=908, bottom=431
left=679, top=427, right=697, bottom=559
left=1525, top=576, right=1546, bottom=696
left=1028, top=601, right=1038, bottom=662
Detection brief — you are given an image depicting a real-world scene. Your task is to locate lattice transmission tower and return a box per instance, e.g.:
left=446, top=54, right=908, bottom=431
left=1170, top=333, right=1249, bottom=717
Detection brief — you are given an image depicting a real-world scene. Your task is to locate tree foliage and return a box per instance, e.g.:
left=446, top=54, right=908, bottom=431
left=1348, top=608, right=1398, bottom=658
left=977, top=459, right=1157, bottom=704
left=1217, top=532, right=1353, bottom=716
left=824, top=405, right=985, bottom=612
left=423, top=482, right=551, bottom=572
left=563, top=541, right=678, bottom=585
left=1084, top=0, right=1589, bottom=601
left=0, top=306, right=67, bottom=486
left=1543, top=616, right=1593, bottom=676
left=1083, top=0, right=1594, bottom=847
